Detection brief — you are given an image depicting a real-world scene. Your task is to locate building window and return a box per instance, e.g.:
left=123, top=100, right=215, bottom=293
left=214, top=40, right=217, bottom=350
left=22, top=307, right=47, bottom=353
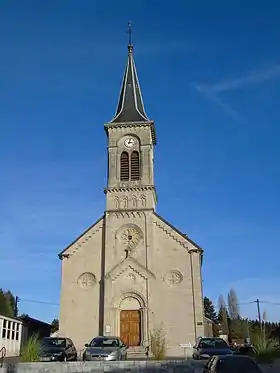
left=2, top=320, right=7, bottom=338
left=120, top=152, right=129, bottom=181
left=130, top=151, right=140, bottom=181
left=16, top=323, right=19, bottom=341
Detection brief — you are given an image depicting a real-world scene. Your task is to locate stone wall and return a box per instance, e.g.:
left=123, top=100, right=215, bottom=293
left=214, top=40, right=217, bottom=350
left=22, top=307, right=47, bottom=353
left=1, top=359, right=280, bottom=373
left=1, top=360, right=204, bottom=373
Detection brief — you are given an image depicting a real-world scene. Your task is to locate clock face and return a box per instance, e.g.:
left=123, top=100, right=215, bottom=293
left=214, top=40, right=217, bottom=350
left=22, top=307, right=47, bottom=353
left=120, top=227, right=141, bottom=249
left=124, top=138, right=135, bottom=148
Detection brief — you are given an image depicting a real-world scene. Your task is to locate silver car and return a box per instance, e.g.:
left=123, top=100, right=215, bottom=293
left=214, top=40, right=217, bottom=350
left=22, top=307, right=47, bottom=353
left=82, top=336, right=128, bottom=361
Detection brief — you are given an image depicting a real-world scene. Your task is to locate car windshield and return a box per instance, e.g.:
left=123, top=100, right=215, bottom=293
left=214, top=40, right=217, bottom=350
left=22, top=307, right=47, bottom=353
left=219, top=356, right=262, bottom=373
left=41, top=338, right=66, bottom=347
left=90, top=337, right=119, bottom=348
left=199, top=338, right=228, bottom=349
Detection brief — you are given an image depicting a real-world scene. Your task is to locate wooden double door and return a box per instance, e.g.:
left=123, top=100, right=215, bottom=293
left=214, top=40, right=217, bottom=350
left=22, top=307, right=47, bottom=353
left=120, top=310, right=141, bottom=346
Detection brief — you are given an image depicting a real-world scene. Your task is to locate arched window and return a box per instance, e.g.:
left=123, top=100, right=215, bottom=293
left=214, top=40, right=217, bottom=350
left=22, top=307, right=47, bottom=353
left=120, top=152, right=129, bottom=181
left=130, top=151, right=140, bottom=181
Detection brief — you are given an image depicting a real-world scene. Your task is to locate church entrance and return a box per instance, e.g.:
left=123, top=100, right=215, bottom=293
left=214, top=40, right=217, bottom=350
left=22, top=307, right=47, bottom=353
left=120, top=310, right=141, bottom=346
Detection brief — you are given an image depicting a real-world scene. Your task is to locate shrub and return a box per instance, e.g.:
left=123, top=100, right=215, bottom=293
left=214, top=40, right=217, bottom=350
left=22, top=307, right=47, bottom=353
left=253, top=336, right=280, bottom=363
left=150, top=326, right=167, bottom=360
left=21, top=334, right=41, bottom=362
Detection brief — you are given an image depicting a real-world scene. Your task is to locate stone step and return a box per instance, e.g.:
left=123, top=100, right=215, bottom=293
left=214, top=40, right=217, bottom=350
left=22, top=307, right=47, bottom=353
left=127, top=346, right=147, bottom=358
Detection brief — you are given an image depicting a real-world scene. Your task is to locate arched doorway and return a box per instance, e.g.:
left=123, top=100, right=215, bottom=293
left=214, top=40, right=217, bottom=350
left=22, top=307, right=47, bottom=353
left=119, top=296, right=142, bottom=347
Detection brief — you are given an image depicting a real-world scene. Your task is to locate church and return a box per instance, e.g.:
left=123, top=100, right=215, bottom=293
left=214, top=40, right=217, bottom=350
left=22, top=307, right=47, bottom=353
left=58, top=36, right=205, bottom=357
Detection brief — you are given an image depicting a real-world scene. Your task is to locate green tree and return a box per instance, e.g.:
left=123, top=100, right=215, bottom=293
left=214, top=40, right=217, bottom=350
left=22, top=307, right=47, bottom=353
left=204, top=297, right=218, bottom=321
left=0, top=288, right=13, bottom=317
left=204, top=297, right=220, bottom=337
left=4, top=291, right=17, bottom=316
left=51, top=318, right=59, bottom=333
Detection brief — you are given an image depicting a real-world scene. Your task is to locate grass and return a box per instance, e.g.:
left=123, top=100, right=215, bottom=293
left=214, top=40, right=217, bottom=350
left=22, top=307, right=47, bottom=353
left=252, top=336, right=280, bottom=363
left=150, top=326, right=167, bottom=360
left=20, top=334, right=41, bottom=362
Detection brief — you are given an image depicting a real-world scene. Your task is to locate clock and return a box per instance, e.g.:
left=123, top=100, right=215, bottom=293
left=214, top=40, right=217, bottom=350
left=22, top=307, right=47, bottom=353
left=124, top=138, right=135, bottom=148
left=120, top=226, right=141, bottom=249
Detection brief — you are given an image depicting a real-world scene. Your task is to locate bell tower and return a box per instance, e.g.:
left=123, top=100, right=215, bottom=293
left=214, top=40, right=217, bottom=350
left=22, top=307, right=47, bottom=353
left=104, top=25, right=157, bottom=211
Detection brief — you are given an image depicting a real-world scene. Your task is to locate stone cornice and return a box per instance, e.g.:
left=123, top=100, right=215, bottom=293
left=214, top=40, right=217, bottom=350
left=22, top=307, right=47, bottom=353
left=104, top=185, right=155, bottom=194
left=104, top=121, right=156, bottom=145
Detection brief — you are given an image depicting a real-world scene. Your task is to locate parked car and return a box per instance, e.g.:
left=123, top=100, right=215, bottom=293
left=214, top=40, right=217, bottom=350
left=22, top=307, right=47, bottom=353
left=193, top=338, right=233, bottom=360
left=203, top=354, right=263, bottom=373
left=234, top=345, right=254, bottom=356
left=83, top=336, right=128, bottom=361
left=39, top=337, right=77, bottom=362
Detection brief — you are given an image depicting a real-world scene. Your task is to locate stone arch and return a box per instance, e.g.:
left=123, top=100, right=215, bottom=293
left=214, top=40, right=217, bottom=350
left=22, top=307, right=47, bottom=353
left=139, top=195, right=146, bottom=207
left=122, top=195, right=128, bottom=208
left=131, top=195, right=138, bottom=208
left=118, top=290, right=146, bottom=309
left=114, top=196, right=120, bottom=209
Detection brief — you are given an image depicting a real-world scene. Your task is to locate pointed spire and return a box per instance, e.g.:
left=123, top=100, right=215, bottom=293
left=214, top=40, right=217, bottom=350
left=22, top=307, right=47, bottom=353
left=110, top=23, right=149, bottom=123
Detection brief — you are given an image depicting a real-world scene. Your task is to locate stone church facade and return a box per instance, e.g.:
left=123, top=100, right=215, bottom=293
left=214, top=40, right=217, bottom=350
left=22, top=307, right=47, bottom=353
left=58, top=41, right=205, bottom=356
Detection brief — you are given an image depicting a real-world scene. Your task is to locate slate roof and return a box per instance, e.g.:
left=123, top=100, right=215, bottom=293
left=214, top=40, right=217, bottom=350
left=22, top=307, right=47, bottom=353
left=110, top=45, right=149, bottom=123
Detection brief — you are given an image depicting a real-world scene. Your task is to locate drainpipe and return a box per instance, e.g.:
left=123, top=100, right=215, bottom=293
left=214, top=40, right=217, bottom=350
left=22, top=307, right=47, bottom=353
left=99, top=214, right=106, bottom=335
left=189, top=249, right=197, bottom=341
left=143, top=211, right=149, bottom=347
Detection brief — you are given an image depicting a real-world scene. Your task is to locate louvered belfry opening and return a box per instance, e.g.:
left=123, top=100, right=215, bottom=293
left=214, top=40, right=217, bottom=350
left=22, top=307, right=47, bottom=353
left=120, top=152, right=129, bottom=181
left=130, top=151, right=140, bottom=181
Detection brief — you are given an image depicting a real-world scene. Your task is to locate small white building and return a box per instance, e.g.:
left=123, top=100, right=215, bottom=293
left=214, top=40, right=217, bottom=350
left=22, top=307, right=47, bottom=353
left=0, top=314, right=23, bottom=357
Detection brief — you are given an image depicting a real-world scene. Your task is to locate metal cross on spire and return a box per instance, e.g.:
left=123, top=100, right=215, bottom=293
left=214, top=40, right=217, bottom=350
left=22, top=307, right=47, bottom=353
left=127, top=21, right=133, bottom=51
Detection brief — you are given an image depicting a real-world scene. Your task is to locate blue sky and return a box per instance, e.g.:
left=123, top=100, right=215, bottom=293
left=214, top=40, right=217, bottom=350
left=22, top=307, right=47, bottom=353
left=1, top=0, right=280, bottom=323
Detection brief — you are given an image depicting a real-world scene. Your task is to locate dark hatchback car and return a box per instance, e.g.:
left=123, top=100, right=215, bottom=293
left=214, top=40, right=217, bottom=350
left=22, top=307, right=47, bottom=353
left=39, top=337, right=77, bottom=362
left=203, top=355, right=263, bottom=373
left=193, top=338, right=232, bottom=360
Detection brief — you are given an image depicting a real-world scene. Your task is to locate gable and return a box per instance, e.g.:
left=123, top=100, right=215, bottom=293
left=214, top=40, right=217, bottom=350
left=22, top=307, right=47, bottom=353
left=153, top=212, right=203, bottom=253
left=105, top=257, right=156, bottom=282
left=58, top=215, right=104, bottom=259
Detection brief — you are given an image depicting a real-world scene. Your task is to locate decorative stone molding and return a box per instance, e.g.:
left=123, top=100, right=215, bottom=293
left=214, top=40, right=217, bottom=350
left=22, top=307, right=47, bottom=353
left=139, top=195, right=146, bottom=207
left=114, top=197, right=120, bottom=209
left=105, top=257, right=156, bottom=283
left=164, top=270, right=183, bottom=286
left=77, top=272, right=96, bottom=289
left=122, top=196, right=128, bottom=208
left=104, top=185, right=155, bottom=194
left=132, top=195, right=138, bottom=208
left=112, top=265, right=146, bottom=282
left=117, top=223, right=143, bottom=250
left=104, top=121, right=156, bottom=145
left=67, top=221, right=103, bottom=258
left=123, top=272, right=136, bottom=284
left=154, top=220, right=188, bottom=249
left=112, top=211, right=144, bottom=219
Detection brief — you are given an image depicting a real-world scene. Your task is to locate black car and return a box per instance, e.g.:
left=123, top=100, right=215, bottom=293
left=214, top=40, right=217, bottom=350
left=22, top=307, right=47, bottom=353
left=203, top=355, right=263, bottom=373
left=39, top=337, right=77, bottom=362
left=193, top=338, right=233, bottom=360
